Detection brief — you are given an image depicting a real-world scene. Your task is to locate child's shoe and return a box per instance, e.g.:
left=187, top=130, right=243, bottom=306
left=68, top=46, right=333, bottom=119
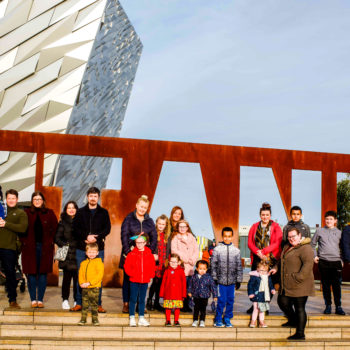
left=249, top=320, right=257, bottom=328
left=199, top=321, right=205, bottom=328
left=174, top=321, right=181, bottom=327
left=92, top=318, right=100, bottom=326
left=214, top=321, right=225, bottom=328
left=165, top=320, right=172, bottom=327
left=78, top=319, right=86, bottom=326
left=129, top=316, right=137, bottom=327
left=138, top=316, right=150, bottom=327
left=224, top=319, right=233, bottom=328
left=192, top=320, right=198, bottom=327
left=62, top=300, right=70, bottom=310
left=259, top=321, right=268, bottom=328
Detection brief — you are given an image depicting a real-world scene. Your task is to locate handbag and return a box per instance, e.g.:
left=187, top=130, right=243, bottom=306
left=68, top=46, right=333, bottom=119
left=54, top=245, right=69, bottom=261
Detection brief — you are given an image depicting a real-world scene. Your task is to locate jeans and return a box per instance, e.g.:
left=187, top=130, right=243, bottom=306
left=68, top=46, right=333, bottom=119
left=318, top=259, right=342, bottom=306
left=62, top=269, right=78, bottom=301
left=129, top=282, right=148, bottom=316
left=27, top=243, right=47, bottom=302
left=0, top=248, right=17, bottom=302
left=122, top=269, right=130, bottom=302
left=75, top=249, right=104, bottom=306
left=278, top=293, right=308, bottom=336
left=215, top=284, right=235, bottom=322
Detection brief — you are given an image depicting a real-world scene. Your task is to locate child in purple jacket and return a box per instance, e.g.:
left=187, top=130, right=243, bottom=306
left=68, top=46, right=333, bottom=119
left=188, top=260, right=217, bottom=327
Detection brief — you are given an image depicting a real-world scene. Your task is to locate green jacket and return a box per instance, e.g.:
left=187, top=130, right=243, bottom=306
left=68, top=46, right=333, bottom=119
left=0, top=205, right=28, bottom=251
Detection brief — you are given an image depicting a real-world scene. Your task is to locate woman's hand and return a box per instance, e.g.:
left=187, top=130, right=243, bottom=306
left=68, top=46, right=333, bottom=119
left=188, top=293, right=192, bottom=297
left=271, top=290, right=276, bottom=295
left=269, top=268, right=277, bottom=275
left=314, top=257, right=319, bottom=263
left=248, top=294, right=255, bottom=298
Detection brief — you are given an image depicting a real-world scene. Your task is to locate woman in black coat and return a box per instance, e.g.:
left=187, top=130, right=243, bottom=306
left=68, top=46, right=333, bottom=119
left=120, top=195, right=157, bottom=313
left=55, top=201, right=78, bottom=310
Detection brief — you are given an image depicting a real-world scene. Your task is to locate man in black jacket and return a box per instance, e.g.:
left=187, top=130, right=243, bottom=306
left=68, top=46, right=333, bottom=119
left=70, top=187, right=111, bottom=312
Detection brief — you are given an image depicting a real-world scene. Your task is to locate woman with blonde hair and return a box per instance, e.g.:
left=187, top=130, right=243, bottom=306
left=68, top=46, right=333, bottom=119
left=120, top=195, right=157, bottom=313
left=147, top=214, right=171, bottom=311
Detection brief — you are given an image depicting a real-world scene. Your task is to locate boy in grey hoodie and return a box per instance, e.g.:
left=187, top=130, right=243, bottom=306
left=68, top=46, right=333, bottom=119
left=311, top=210, right=345, bottom=315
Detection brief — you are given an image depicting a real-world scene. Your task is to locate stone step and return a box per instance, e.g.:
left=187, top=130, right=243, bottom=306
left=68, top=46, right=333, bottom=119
left=0, top=324, right=348, bottom=341
left=2, top=309, right=350, bottom=327
left=1, top=338, right=350, bottom=350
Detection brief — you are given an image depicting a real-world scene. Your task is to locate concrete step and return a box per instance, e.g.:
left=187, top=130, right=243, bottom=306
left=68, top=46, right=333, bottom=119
left=2, top=309, right=350, bottom=327
left=1, top=338, right=350, bottom=350
left=0, top=324, right=348, bottom=341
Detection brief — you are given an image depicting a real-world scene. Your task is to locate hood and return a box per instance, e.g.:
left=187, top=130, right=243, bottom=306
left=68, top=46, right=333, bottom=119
left=249, top=270, right=260, bottom=277
left=300, top=237, right=311, bottom=245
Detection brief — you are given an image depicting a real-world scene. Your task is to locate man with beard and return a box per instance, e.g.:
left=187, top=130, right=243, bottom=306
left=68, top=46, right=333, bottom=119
left=70, top=187, right=111, bottom=313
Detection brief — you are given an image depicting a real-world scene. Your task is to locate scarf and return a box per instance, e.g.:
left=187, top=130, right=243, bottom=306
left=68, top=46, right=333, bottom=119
left=259, top=274, right=270, bottom=302
left=255, top=221, right=272, bottom=250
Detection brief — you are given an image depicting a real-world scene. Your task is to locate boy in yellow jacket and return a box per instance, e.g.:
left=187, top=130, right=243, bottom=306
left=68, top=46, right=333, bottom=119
left=78, top=243, right=104, bottom=326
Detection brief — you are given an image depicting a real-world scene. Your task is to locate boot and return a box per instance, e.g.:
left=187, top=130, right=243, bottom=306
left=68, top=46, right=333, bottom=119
left=146, top=298, right=154, bottom=311
left=122, top=302, right=129, bottom=314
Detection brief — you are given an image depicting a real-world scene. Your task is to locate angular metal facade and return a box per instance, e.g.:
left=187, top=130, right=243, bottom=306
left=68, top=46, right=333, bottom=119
left=0, top=0, right=142, bottom=205
left=54, top=0, right=142, bottom=206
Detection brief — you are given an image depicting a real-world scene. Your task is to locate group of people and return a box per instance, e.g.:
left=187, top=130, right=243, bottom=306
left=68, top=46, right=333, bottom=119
left=1, top=187, right=350, bottom=341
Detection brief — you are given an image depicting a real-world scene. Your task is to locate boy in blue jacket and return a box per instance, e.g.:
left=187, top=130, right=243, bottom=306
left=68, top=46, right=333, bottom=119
left=188, top=260, right=217, bottom=327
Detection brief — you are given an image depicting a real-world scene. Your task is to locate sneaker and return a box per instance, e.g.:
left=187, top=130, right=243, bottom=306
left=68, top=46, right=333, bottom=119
left=78, top=319, right=86, bottom=326
left=165, top=320, right=172, bottom=327
left=70, top=304, right=82, bottom=312
left=199, top=321, right=205, bottom=328
left=336, top=306, right=346, bottom=315
left=92, top=319, right=100, bottom=326
left=31, top=301, right=38, bottom=308
left=73, top=301, right=77, bottom=307
left=192, top=320, right=199, bottom=327
left=324, top=305, right=332, bottom=314
left=37, top=301, right=44, bottom=308
left=138, top=316, right=150, bottom=327
left=259, top=321, right=268, bottom=328
left=224, top=319, right=233, bottom=328
left=249, top=320, right=257, bottom=328
left=214, top=321, right=225, bottom=328
left=129, top=316, right=137, bottom=327
left=174, top=321, right=181, bottom=327
left=62, top=300, right=70, bottom=310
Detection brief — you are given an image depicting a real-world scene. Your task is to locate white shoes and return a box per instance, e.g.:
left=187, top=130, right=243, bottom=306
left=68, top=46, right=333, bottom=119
left=199, top=320, right=205, bottom=327
left=62, top=300, right=70, bottom=310
left=129, top=316, right=137, bottom=327
left=192, top=320, right=198, bottom=327
left=138, top=316, right=150, bottom=327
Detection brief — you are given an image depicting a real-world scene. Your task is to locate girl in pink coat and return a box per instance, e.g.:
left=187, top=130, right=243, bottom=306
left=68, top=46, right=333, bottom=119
left=171, top=219, right=199, bottom=312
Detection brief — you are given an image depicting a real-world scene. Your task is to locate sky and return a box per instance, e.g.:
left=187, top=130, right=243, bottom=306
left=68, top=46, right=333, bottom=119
left=107, top=0, right=350, bottom=238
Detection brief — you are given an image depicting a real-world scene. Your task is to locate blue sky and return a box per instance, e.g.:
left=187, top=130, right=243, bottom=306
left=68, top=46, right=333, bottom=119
left=107, top=0, right=350, bottom=237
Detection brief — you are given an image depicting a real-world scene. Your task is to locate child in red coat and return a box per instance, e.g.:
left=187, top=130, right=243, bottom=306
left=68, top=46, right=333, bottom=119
left=124, top=233, right=156, bottom=327
left=159, top=253, right=187, bottom=326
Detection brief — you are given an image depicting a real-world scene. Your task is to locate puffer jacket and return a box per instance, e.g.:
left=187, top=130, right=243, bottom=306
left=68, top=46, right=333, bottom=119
left=78, top=257, right=104, bottom=288
left=188, top=272, right=218, bottom=299
left=278, top=237, right=315, bottom=297
left=55, top=213, right=77, bottom=271
left=211, top=242, right=243, bottom=286
left=120, top=211, right=157, bottom=268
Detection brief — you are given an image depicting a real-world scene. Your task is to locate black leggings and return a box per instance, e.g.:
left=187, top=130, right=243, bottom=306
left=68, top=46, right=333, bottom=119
left=62, top=269, right=78, bottom=301
left=278, top=293, right=308, bottom=336
left=148, top=276, right=162, bottom=304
